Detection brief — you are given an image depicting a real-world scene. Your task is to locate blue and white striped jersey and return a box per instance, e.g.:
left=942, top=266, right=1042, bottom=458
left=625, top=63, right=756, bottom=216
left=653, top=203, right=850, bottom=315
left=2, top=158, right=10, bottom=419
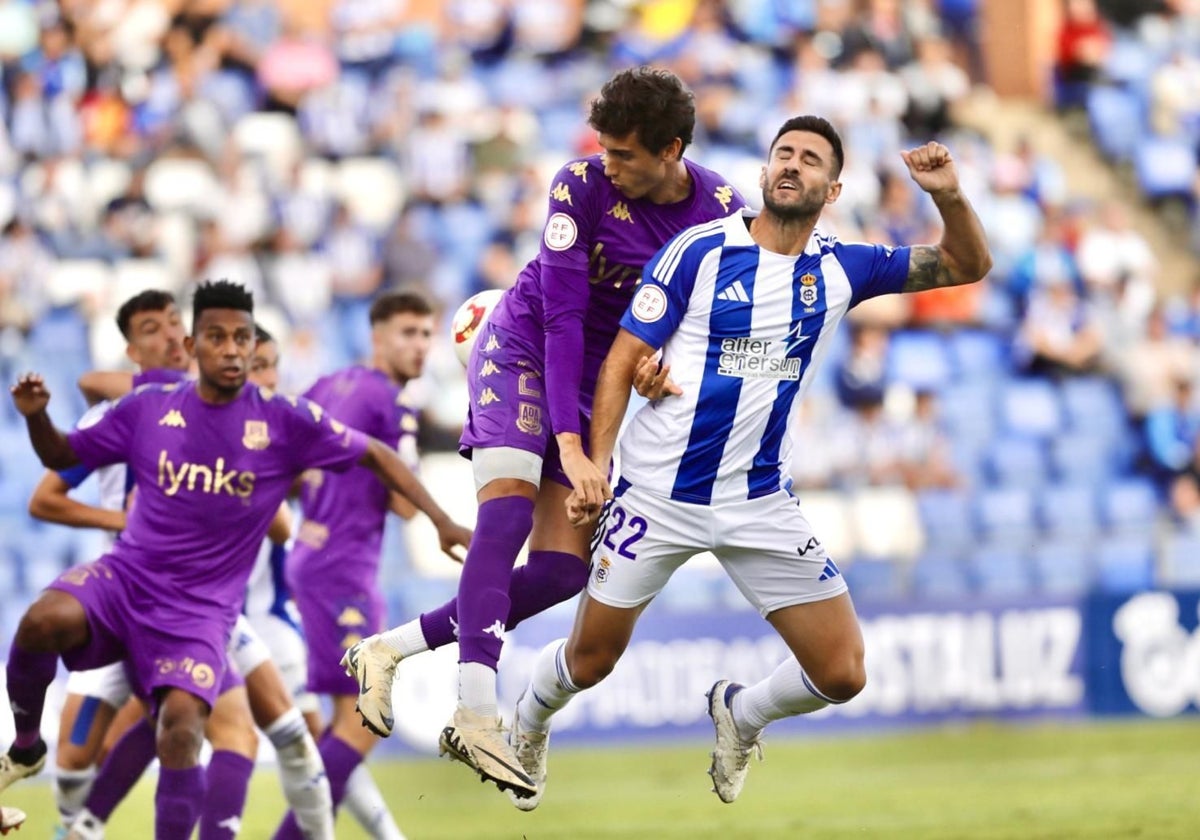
left=619, top=208, right=910, bottom=505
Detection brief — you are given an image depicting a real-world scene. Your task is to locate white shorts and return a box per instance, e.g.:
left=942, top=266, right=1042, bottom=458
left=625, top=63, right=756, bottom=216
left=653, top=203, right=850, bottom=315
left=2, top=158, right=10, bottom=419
left=246, top=611, right=317, bottom=714
left=587, top=484, right=848, bottom=616
left=64, top=662, right=132, bottom=708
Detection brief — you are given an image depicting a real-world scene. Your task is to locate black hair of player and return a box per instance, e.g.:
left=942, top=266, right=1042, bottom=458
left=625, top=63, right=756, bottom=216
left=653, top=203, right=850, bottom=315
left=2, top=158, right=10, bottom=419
left=115, top=290, right=177, bottom=340
left=769, top=115, right=845, bottom=179
left=192, top=280, right=253, bottom=329
left=369, top=291, right=434, bottom=325
left=588, top=66, right=695, bottom=157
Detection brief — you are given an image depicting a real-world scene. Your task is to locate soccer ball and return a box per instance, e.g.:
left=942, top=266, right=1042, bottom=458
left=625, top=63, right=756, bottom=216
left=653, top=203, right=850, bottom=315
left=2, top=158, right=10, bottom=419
left=451, top=288, right=505, bottom=366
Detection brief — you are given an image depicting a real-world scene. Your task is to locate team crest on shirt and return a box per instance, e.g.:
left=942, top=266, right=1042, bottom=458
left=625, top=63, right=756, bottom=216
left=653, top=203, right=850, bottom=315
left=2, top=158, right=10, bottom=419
left=799, top=273, right=819, bottom=308
left=544, top=212, right=577, bottom=251
left=631, top=285, right=668, bottom=323
left=242, top=420, right=270, bottom=450
left=516, top=403, right=542, bottom=435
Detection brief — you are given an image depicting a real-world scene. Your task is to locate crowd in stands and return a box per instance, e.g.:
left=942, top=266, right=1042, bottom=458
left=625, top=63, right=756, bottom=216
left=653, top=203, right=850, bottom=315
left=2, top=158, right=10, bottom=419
left=0, top=0, right=1199, bottom=623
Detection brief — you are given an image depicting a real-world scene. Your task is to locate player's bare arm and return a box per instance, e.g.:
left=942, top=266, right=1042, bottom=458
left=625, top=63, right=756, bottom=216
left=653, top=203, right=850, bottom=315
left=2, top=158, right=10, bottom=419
left=267, top=503, right=292, bottom=544
left=28, top=470, right=126, bottom=532
left=359, top=436, right=472, bottom=560
left=10, top=373, right=80, bottom=469
left=77, top=370, right=135, bottom=405
left=900, top=142, right=992, bottom=293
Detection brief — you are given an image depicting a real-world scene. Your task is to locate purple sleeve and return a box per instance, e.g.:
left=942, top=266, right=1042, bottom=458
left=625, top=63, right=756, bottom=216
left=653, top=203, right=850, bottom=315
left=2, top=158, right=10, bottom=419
left=841, top=243, right=912, bottom=306
left=132, top=369, right=189, bottom=387
left=287, top=396, right=370, bottom=473
left=65, top=393, right=143, bottom=470
left=537, top=160, right=600, bottom=437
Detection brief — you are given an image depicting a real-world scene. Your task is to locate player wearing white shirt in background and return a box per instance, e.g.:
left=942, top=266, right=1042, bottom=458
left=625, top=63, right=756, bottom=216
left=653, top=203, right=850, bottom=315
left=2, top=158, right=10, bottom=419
left=509, top=115, right=992, bottom=809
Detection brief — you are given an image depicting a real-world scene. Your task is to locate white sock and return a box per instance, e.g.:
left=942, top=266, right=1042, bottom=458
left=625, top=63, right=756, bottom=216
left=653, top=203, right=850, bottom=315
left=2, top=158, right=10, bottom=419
left=732, top=659, right=838, bottom=743
left=343, top=764, right=406, bottom=840
left=55, top=765, right=96, bottom=827
left=378, top=620, right=428, bottom=658
left=516, top=640, right=580, bottom=734
left=459, top=661, right=497, bottom=717
left=265, top=709, right=335, bottom=839
left=67, top=807, right=105, bottom=840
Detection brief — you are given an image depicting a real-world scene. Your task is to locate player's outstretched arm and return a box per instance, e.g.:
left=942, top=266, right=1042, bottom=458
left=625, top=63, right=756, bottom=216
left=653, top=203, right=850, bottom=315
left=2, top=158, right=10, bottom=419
left=359, top=437, right=472, bottom=561
left=11, top=373, right=80, bottom=469
left=28, top=470, right=125, bottom=532
left=77, top=370, right=135, bottom=406
left=899, top=142, right=993, bottom=292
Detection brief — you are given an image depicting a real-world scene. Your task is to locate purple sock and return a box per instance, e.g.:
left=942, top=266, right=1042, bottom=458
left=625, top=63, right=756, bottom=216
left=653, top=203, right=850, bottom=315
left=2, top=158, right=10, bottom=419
left=84, top=717, right=155, bottom=821
left=420, top=549, right=588, bottom=649
left=155, top=765, right=206, bottom=839
left=273, top=733, right=362, bottom=840
left=6, top=642, right=58, bottom=748
left=455, top=496, right=534, bottom=667
left=199, top=751, right=254, bottom=839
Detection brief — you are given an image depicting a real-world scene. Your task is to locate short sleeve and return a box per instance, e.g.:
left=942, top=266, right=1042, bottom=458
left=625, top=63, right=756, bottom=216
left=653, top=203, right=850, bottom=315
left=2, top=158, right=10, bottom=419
left=839, top=243, right=912, bottom=306
left=65, top=392, right=145, bottom=470
left=620, top=225, right=725, bottom=349
left=284, top=395, right=370, bottom=474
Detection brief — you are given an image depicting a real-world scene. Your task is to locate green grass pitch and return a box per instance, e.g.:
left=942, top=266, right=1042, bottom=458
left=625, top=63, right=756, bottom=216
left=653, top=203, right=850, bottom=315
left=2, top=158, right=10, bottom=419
left=5, top=718, right=1199, bottom=838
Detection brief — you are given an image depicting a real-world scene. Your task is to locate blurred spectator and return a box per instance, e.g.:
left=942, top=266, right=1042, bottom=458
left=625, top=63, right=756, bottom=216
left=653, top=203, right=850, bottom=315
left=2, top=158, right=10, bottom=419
left=835, top=323, right=890, bottom=408
left=1015, top=279, right=1104, bottom=378
left=1168, top=436, right=1200, bottom=531
left=1144, top=378, right=1200, bottom=482
left=899, top=35, right=969, bottom=137
left=895, top=389, right=963, bottom=490
left=1148, top=49, right=1200, bottom=137
left=402, top=106, right=473, bottom=206
left=1117, top=306, right=1197, bottom=421
left=841, top=0, right=915, bottom=70
left=258, top=19, right=338, bottom=112
left=330, top=0, right=402, bottom=83
left=1054, top=0, right=1112, bottom=110
left=0, top=217, right=53, bottom=337
left=1008, top=207, right=1079, bottom=307
left=511, top=0, right=585, bottom=60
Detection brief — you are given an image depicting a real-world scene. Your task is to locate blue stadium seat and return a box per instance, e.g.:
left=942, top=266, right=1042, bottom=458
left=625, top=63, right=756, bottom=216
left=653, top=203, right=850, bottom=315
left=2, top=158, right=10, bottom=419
left=1094, top=533, right=1156, bottom=592
left=1038, top=483, right=1101, bottom=540
left=999, top=381, right=1063, bottom=440
left=1087, top=86, right=1145, bottom=162
left=940, top=381, right=997, bottom=449
left=845, top=558, right=908, bottom=603
left=20, top=552, right=65, bottom=595
left=910, top=552, right=971, bottom=601
left=946, top=329, right=1007, bottom=382
left=1049, top=433, right=1119, bottom=485
left=1030, top=537, right=1094, bottom=596
left=975, top=487, right=1038, bottom=544
left=916, top=489, right=974, bottom=552
left=0, top=544, right=22, bottom=597
left=885, top=330, right=953, bottom=391
left=1099, top=478, right=1161, bottom=535
left=985, top=436, right=1049, bottom=489
left=1160, top=532, right=1200, bottom=587
left=1060, top=377, right=1128, bottom=442
left=1134, top=135, right=1198, bottom=202
left=969, top=542, right=1035, bottom=597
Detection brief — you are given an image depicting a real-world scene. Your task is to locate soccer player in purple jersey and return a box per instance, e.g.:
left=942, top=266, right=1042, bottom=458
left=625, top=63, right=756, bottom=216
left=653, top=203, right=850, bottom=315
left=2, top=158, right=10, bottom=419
left=342, top=66, right=745, bottom=800
left=273, top=292, right=434, bottom=840
left=0, top=281, right=470, bottom=838
left=514, top=118, right=992, bottom=807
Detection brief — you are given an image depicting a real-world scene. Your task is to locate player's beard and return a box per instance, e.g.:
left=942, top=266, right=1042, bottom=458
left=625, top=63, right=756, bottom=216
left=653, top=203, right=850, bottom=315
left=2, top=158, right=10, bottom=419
left=761, top=180, right=825, bottom=222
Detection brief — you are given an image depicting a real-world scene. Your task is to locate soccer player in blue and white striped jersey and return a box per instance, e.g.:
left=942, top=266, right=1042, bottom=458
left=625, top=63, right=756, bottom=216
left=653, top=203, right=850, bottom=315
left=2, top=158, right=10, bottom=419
left=510, top=115, right=992, bottom=807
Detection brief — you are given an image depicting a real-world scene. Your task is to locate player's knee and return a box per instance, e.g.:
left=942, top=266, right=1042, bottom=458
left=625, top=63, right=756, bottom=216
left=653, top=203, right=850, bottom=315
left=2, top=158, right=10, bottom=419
left=156, top=716, right=205, bottom=766
left=526, top=551, right=589, bottom=603
left=15, top=597, right=82, bottom=652
left=565, top=646, right=619, bottom=690
left=812, top=657, right=866, bottom=704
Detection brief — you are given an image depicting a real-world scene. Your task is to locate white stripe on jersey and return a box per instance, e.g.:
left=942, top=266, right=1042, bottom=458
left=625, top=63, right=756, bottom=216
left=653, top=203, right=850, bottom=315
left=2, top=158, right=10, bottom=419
left=652, top=218, right=725, bottom=285
left=621, top=214, right=858, bottom=505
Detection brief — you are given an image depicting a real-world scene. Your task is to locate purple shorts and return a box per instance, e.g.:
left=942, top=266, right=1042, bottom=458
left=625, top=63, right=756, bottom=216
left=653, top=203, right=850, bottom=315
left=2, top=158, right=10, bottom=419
left=290, top=574, right=384, bottom=696
left=458, top=321, right=591, bottom=489
left=49, top=558, right=234, bottom=710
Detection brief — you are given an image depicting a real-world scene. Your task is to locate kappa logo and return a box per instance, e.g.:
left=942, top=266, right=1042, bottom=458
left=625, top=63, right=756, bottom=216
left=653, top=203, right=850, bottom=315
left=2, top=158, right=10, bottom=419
left=483, top=620, right=505, bottom=640
left=337, top=606, right=366, bottom=627
left=714, top=185, right=734, bottom=212
left=479, top=359, right=500, bottom=377
left=608, top=202, right=634, bottom=223
left=550, top=182, right=573, bottom=205
left=567, top=161, right=589, bottom=181
left=483, top=334, right=501, bottom=352
left=158, top=409, right=186, bottom=428
left=478, top=387, right=500, bottom=407
left=716, top=280, right=751, bottom=303
left=217, top=816, right=242, bottom=835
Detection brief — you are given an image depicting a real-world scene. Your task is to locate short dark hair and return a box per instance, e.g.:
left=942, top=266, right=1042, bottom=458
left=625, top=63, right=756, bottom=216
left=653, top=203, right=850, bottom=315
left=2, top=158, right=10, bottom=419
left=588, top=66, right=695, bottom=157
left=769, top=116, right=845, bottom=178
left=369, top=291, right=433, bottom=325
left=116, top=289, right=177, bottom=339
left=254, top=324, right=275, bottom=345
left=192, top=280, right=253, bottom=328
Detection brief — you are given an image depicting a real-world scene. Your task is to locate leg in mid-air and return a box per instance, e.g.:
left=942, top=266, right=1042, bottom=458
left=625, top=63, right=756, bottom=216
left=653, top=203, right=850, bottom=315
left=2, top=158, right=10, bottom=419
left=52, top=665, right=128, bottom=835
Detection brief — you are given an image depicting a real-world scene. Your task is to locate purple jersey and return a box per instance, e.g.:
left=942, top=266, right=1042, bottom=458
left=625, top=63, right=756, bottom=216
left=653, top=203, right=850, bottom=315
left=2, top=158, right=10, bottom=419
left=291, top=366, right=415, bottom=576
left=65, top=380, right=368, bottom=628
left=487, top=155, right=744, bottom=435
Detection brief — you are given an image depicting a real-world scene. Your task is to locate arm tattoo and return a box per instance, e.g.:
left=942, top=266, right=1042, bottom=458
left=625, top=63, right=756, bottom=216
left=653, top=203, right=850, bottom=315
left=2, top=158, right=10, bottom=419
left=903, top=245, right=954, bottom=292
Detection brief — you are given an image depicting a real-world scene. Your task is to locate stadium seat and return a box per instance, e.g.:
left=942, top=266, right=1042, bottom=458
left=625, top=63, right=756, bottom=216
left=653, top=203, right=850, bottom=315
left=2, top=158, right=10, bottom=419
left=946, top=329, right=1007, bottom=382
left=916, top=489, right=974, bottom=553
left=885, top=330, right=953, bottom=392
left=334, top=158, right=406, bottom=230
left=1086, top=86, right=1144, bottom=163
left=940, top=381, right=997, bottom=449
left=1094, top=533, right=1156, bottom=592
left=86, top=159, right=133, bottom=217
left=1030, top=538, right=1094, bottom=596
left=1159, top=532, right=1200, bottom=587
left=848, top=486, right=923, bottom=560
left=844, top=558, right=908, bottom=603
left=999, top=380, right=1063, bottom=440
left=144, top=157, right=220, bottom=213
left=796, top=491, right=856, bottom=561
left=985, top=436, right=1049, bottom=489
left=1134, top=135, right=1198, bottom=202
left=968, top=541, right=1036, bottom=598
left=975, top=487, right=1038, bottom=544
left=233, top=112, right=304, bottom=180
left=112, top=258, right=180, bottom=302
left=1038, top=483, right=1101, bottom=540
left=1099, top=479, right=1161, bottom=535
left=46, top=259, right=113, bottom=309
left=21, top=552, right=66, bottom=595
left=910, top=552, right=971, bottom=601
left=1059, top=377, right=1128, bottom=442
left=1049, top=433, right=1118, bottom=485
